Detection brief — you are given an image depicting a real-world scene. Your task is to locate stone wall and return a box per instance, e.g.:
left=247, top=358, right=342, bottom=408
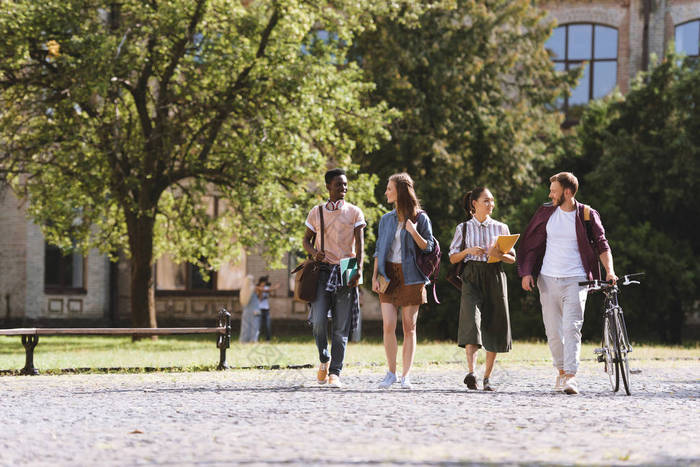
left=0, top=188, right=27, bottom=323
left=0, top=189, right=111, bottom=323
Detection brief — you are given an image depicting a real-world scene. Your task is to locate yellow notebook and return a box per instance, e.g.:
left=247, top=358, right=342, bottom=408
left=487, top=234, right=520, bottom=263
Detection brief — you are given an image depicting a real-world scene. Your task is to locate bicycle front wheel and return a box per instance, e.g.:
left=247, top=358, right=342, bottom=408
left=615, top=309, right=631, bottom=395
left=603, top=314, right=619, bottom=392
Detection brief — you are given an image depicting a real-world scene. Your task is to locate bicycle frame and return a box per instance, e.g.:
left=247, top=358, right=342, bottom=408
left=581, top=273, right=642, bottom=395
left=603, top=288, right=632, bottom=355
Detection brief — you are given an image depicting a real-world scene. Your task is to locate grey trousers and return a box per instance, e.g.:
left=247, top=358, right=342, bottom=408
left=537, top=274, right=588, bottom=374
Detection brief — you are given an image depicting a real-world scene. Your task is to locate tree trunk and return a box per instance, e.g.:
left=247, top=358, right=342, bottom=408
left=127, top=214, right=157, bottom=330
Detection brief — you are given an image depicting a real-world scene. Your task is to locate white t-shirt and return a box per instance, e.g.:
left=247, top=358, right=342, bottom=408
left=388, top=224, right=403, bottom=263
left=259, top=285, right=270, bottom=310
left=540, top=207, right=586, bottom=278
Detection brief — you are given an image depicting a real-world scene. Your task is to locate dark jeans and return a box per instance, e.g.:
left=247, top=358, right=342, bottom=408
left=310, top=267, right=353, bottom=376
left=258, top=309, right=271, bottom=341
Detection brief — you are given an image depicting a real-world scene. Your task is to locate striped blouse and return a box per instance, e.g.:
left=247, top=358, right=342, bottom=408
left=448, top=216, right=511, bottom=263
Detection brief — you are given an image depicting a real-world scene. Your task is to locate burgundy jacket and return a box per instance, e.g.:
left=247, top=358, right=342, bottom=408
left=516, top=201, right=610, bottom=281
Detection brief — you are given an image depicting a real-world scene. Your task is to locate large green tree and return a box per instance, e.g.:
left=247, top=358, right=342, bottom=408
left=0, top=0, right=396, bottom=327
left=350, top=0, right=577, bottom=336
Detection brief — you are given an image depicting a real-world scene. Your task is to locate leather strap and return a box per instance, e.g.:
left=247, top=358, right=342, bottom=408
left=319, top=204, right=325, bottom=253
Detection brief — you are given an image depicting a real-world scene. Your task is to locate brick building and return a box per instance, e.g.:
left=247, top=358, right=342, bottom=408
left=1, top=0, right=698, bottom=330
left=542, top=0, right=699, bottom=124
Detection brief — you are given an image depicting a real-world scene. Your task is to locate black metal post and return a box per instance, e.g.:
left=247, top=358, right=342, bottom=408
left=217, top=308, right=231, bottom=370
left=20, top=334, right=39, bottom=375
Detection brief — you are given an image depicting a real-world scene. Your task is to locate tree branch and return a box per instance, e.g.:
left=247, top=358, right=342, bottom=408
left=132, top=37, right=156, bottom=145
left=195, top=6, right=280, bottom=164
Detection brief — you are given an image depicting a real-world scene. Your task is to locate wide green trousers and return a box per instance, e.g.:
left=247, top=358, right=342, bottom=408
left=457, top=261, right=512, bottom=353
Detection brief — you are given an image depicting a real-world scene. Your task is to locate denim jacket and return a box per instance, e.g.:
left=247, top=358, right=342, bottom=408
left=374, top=210, right=435, bottom=285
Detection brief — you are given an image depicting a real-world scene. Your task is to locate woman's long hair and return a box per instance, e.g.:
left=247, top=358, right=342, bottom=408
left=389, top=173, right=421, bottom=222
left=462, top=187, right=488, bottom=221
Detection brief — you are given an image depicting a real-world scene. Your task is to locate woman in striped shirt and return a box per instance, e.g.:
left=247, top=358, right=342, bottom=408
left=448, top=187, right=515, bottom=391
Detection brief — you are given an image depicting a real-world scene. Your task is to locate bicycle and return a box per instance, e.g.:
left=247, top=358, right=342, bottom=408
left=579, top=273, right=643, bottom=396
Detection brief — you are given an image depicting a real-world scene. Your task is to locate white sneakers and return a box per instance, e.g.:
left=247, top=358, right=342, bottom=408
left=554, top=374, right=566, bottom=391
left=378, top=371, right=397, bottom=389
left=554, top=373, right=579, bottom=394
left=377, top=371, right=412, bottom=389
left=328, top=374, right=342, bottom=388
left=563, top=376, right=579, bottom=395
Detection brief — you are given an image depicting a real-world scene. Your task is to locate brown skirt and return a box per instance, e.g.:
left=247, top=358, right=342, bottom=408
left=379, top=262, right=427, bottom=307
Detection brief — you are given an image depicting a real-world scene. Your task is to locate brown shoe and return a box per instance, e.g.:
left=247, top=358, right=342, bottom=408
left=317, top=362, right=329, bottom=384
left=463, top=372, right=478, bottom=390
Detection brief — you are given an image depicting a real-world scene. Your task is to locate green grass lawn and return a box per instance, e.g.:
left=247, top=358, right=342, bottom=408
left=1, top=335, right=697, bottom=374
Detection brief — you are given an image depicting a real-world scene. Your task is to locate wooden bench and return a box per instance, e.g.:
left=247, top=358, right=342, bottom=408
left=0, top=309, right=231, bottom=375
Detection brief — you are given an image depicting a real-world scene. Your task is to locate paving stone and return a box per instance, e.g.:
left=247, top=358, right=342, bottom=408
left=0, top=360, right=698, bottom=466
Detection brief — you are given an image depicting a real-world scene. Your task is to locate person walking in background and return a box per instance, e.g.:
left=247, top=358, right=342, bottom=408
left=517, top=172, right=617, bottom=395
left=303, top=168, right=365, bottom=388
left=372, top=173, right=435, bottom=390
left=448, top=187, right=514, bottom=392
left=239, top=275, right=261, bottom=343
left=255, top=276, right=279, bottom=341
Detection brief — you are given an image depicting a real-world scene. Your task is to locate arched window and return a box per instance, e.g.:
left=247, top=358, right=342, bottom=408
left=545, top=24, right=618, bottom=121
left=675, top=20, right=700, bottom=58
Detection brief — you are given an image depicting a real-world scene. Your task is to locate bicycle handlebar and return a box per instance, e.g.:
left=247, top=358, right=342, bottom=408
left=578, top=273, right=645, bottom=289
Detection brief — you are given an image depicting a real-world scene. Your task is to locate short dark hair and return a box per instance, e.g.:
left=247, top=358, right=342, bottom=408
left=257, top=275, right=269, bottom=285
left=550, top=172, right=579, bottom=195
left=325, top=168, right=346, bottom=185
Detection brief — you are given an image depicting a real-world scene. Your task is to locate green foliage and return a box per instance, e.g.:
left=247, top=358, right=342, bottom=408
left=571, top=54, right=700, bottom=342
left=350, top=0, right=577, bottom=337
left=505, top=55, right=700, bottom=343
left=0, top=0, right=398, bottom=323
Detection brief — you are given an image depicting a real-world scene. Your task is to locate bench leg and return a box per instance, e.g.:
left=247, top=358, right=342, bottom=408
left=20, top=335, right=39, bottom=375
left=217, top=308, right=232, bottom=370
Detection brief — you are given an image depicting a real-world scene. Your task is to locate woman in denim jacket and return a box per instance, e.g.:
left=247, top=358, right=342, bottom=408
left=372, top=173, right=435, bottom=389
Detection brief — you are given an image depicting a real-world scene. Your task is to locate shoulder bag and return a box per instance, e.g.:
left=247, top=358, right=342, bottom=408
left=413, top=211, right=442, bottom=303
left=292, top=205, right=325, bottom=303
left=446, top=221, right=467, bottom=290
left=581, top=203, right=602, bottom=279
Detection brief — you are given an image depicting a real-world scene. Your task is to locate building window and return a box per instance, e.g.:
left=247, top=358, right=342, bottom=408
left=44, top=243, right=85, bottom=293
left=154, top=196, right=246, bottom=295
left=675, top=20, right=700, bottom=58
left=545, top=24, right=618, bottom=124
left=155, top=255, right=246, bottom=295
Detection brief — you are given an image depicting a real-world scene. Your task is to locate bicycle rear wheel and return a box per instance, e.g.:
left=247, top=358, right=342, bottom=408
left=615, top=309, right=631, bottom=395
left=603, top=314, right=619, bottom=392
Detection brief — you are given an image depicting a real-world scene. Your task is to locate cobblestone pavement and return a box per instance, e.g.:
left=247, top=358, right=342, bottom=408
left=1, top=359, right=698, bottom=466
